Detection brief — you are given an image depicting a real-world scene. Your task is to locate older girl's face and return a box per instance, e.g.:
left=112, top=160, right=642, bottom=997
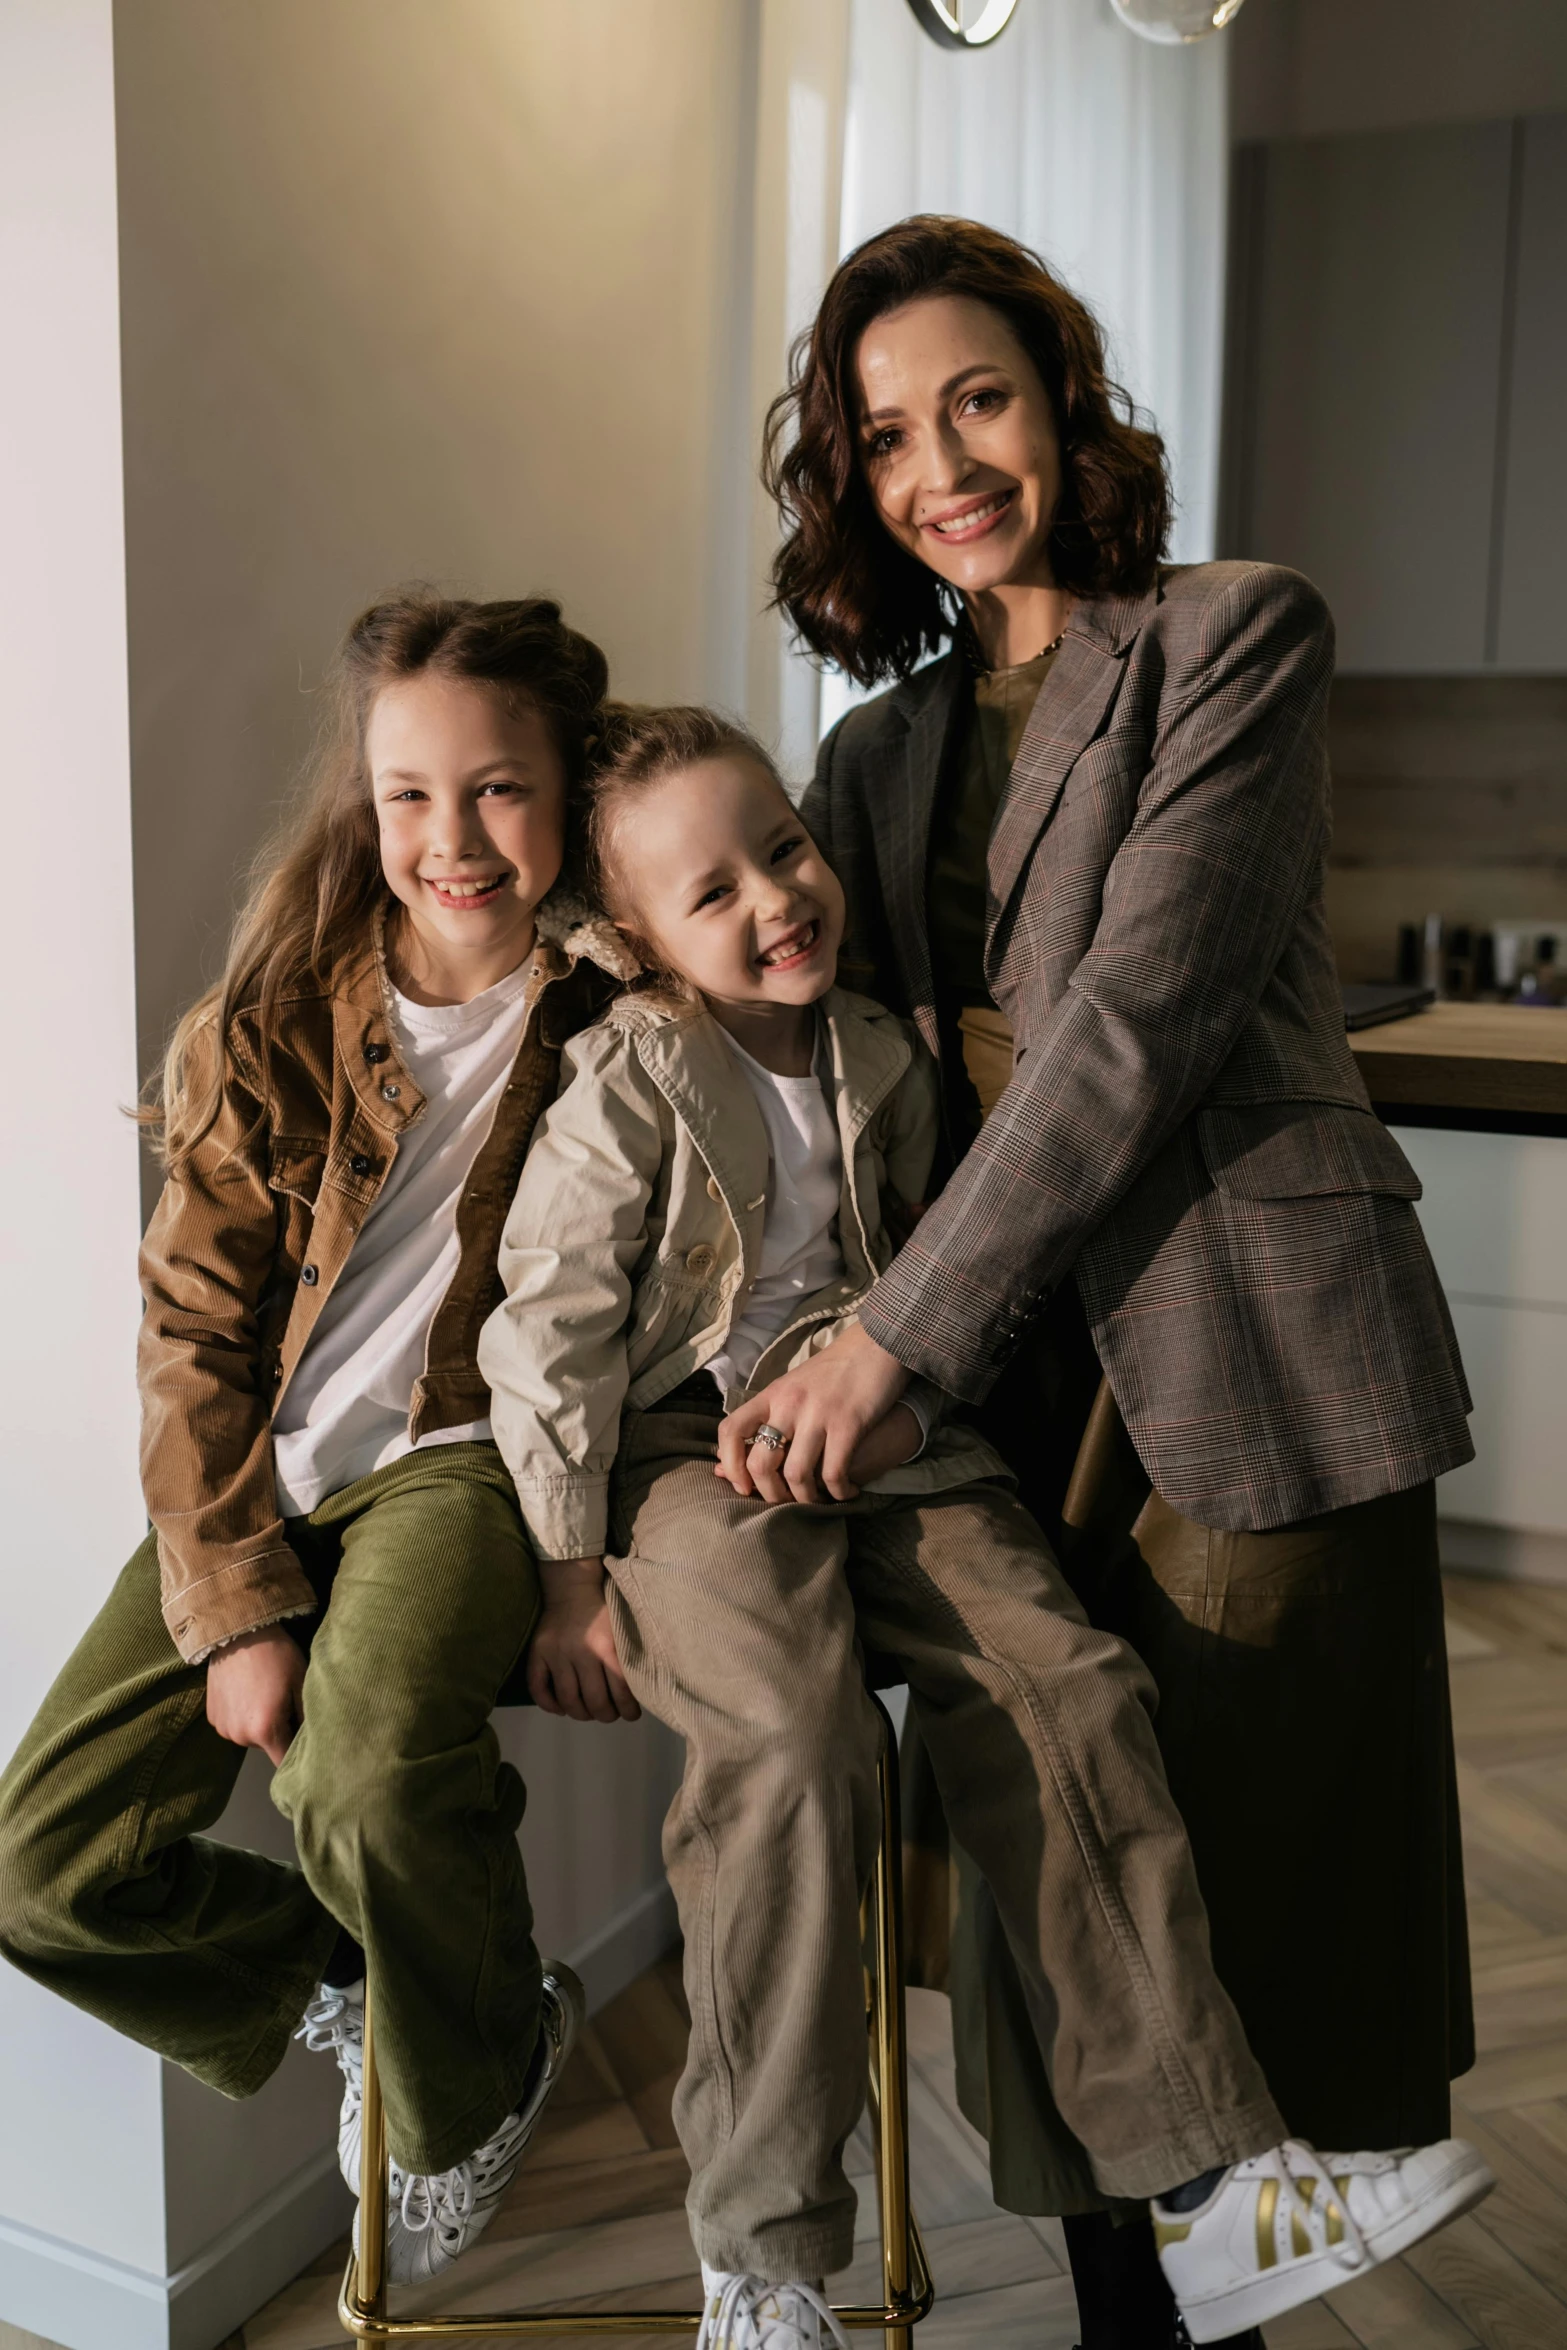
left=855, top=293, right=1062, bottom=598
left=368, top=673, right=566, bottom=1002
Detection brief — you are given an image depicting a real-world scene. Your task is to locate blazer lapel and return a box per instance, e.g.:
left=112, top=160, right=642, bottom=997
left=984, top=584, right=1155, bottom=964
left=874, top=651, right=964, bottom=1058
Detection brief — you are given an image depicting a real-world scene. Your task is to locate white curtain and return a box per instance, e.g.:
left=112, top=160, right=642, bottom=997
left=813, top=0, right=1230, bottom=739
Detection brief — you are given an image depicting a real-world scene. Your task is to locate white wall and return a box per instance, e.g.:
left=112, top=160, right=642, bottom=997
left=1231, top=0, right=1567, bottom=141
left=0, top=0, right=167, bottom=2331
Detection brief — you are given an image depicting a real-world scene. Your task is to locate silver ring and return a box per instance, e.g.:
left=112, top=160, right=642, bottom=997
left=750, top=1424, right=789, bottom=1453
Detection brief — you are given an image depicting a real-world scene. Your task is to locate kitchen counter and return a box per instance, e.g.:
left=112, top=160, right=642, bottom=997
left=1350, top=1001, right=1567, bottom=1131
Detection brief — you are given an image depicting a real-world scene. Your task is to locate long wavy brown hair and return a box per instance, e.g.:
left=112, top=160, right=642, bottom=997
left=764, top=215, right=1171, bottom=686
left=144, top=589, right=608, bottom=1168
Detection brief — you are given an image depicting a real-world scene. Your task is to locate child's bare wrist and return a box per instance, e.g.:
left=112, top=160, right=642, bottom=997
left=540, top=1554, right=605, bottom=1596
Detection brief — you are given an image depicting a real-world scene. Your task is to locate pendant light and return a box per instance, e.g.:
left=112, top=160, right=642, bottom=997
left=905, top=0, right=1021, bottom=47
left=1108, top=0, right=1247, bottom=42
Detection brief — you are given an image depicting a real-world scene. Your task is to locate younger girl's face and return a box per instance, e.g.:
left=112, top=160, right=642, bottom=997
left=368, top=673, right=566, bottom=989
left=610, top=757, right=845, bottom=1015
left=856, top=292, right=1063, bottom=598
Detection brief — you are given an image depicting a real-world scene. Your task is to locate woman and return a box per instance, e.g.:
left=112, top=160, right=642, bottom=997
left=721, top=216, right=1475, bottom=2350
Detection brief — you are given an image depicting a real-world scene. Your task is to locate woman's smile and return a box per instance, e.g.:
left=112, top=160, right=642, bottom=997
left=924, top=487, right=1018, bottom=542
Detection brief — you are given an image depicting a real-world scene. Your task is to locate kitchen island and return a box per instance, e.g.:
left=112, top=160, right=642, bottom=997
left=1350, top=1000, right=1567, bottom=1133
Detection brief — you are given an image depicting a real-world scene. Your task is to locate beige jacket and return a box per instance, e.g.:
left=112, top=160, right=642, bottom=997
left=479, top=986, right=1005, bottom=1560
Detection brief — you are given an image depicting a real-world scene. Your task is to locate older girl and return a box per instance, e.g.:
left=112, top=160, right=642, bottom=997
left=0, top=591, right=629, bottom=2287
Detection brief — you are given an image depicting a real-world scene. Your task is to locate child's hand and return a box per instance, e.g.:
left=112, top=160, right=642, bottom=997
left=528, top=1559, right=641, bottom=1725
left=845, top=1402, right=924, bottom=1489
left=206, top=1624, right=307, bottom=1766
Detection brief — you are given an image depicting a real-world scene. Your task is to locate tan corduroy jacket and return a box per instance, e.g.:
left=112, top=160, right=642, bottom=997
left=478, top=985, right=1005, bottom=1564
left=138, top=894, right=629, bottom=1664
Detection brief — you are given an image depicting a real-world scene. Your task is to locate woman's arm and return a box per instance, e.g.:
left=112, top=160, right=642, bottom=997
left=723, top=566, right=1334, bottom=1489
left=139, top=1022, right=318, bottom=1666
left=478, top=1021, right=666, bottom=1564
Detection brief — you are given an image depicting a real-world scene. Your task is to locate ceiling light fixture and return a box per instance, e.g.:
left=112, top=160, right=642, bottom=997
left=905, top=0, right=1021, bottom=48
left=1108, top=0, right=1248, bottom=43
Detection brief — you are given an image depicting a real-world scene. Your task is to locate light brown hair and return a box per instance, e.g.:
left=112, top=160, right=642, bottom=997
left=764, top=215, right=1171, bottom=686
left=144, top=588, right=609, bottom=1167
left=578, top=704, right=785, bottom=981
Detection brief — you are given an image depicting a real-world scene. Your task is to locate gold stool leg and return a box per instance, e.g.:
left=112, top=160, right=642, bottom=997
left=353, top=1995, right=390, bottom=2346
left=868, top=1697, right=914, bottom=2350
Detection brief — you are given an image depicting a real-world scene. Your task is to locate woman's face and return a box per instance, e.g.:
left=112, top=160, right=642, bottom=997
left=855, top=293, right=1063, bottom=598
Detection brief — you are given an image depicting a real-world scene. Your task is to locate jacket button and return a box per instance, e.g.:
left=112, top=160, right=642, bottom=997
left=350, top=1153, right=374, bottom=1178
left=706, top=1176, right=722, bottom=1202
left=381, top=1083, right=400, bottom=1102
left=685, top=1243, right=717, bottom=1279
left=364, top=1042, right=389, bottom=1064
left=300, top=1264, right=319, bottom=1286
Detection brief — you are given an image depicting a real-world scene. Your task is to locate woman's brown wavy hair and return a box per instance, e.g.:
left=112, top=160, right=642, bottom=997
left=142, top=588, right=608, bottom=1168
left=764, top=215, right=1171, bottom=686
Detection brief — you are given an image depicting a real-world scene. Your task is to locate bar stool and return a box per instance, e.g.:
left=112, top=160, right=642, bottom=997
left=337, top=1669, right=933, bottom=2348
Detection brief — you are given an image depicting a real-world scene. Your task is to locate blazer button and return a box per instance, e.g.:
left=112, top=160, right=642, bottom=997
left=364, top=1042, right=389, bottom=1064
left=685, top=1243, right=717, bottom=1279
left=381, top=1083, right=401, bottom=1102
left=350, top=1153, right=374, bottom=1178
left=300, top=1264, right=319, bottom=1286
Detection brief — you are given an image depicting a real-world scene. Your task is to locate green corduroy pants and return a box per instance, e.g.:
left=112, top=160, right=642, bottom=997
left=0, top=1443, right=543, bottom=2173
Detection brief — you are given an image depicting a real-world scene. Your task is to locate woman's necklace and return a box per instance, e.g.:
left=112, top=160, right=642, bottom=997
left=959, top=614, right=1066, bottom=677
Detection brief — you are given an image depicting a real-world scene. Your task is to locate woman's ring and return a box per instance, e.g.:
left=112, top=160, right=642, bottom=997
left=751, top=1424, right=789, bottom=1453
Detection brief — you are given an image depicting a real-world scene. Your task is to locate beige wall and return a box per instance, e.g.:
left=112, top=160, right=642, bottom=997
left=115, top=0, right=760, bottom=1087
left=1231, top=0, right=1567, bottom=141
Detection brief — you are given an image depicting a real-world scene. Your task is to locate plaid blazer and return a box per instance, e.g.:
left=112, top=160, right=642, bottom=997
left=803, top=560, right=1473, bottom=1531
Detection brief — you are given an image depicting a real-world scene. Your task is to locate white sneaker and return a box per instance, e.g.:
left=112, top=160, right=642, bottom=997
left=295, top=1980, right=365, bottom=2192
left=1155, top=2136, right=1495, bottom=2343
left=696, top=2263, right=850, bottom=2350
left=350, top=1962, right=585, bottom=2287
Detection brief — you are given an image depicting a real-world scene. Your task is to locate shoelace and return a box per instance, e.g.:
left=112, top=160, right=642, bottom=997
left=1265, top=2140, right=1371, bottom=2272
left=399, top=2162, right=476, bottom=2243
left=695, top=2273, right=851, bottom=2350
left=294, top=1989, right=363, bottom=2081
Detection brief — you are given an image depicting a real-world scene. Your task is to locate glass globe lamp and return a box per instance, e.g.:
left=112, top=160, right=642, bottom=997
left=1109, top=0, right=1248, bottom=43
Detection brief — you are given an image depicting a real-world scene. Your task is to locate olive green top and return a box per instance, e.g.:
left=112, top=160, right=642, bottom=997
left=928, top=644, right=1059, bottom=1008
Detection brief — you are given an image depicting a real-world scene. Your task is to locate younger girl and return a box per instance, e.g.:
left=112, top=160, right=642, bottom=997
left=479, top=704, right=1489, bottom=2350
left=0, top=591, right=639, bottom=2286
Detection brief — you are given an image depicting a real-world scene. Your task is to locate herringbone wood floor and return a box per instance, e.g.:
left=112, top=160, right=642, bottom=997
left=5, top=1571, right=1564, bottom=2350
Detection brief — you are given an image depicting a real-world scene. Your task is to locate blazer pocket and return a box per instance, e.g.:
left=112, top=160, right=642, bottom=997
left=1197, top=1102, right=1422, bottom=1202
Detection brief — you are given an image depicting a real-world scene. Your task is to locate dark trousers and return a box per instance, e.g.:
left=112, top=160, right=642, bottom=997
left=904, top=1284, right=1474, bottom=2216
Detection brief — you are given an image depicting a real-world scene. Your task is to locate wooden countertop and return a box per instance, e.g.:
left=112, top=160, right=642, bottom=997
left=1349, top=1001, right=1567, bottom=1121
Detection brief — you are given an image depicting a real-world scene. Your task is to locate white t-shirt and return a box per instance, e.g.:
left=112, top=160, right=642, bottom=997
left=705, top=1026, right=846, bottom=1400
left=272, top=961, right=537, bottom=1516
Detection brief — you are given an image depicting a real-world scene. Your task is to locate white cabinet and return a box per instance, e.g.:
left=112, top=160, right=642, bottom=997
left=1393, top=1125, right=1567, bottom=1546
left=1225, top=114, right=1567, bottom=675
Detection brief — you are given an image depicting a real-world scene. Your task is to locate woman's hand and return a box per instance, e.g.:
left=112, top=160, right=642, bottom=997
left=206, top=1624, right=307, bottom=1766
left=717, top=1323, right=911, bottom=1504
left=527, top=1559, right=642, bottom=1724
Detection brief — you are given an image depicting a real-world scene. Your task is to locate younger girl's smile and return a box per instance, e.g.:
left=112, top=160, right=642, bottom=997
left=755, top=917, right=823, bottom=974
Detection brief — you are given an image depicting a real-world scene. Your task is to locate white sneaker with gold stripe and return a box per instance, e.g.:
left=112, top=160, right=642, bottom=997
left=1154, top=2137, right=1494, bottom=2344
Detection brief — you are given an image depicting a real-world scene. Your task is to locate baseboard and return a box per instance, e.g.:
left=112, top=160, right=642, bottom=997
left=565, top=1876, right=681, bottom=2017
left=1440, top=1516, right=1567, bottom=1587
left=0, top=2142, right=350, bottom=2350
